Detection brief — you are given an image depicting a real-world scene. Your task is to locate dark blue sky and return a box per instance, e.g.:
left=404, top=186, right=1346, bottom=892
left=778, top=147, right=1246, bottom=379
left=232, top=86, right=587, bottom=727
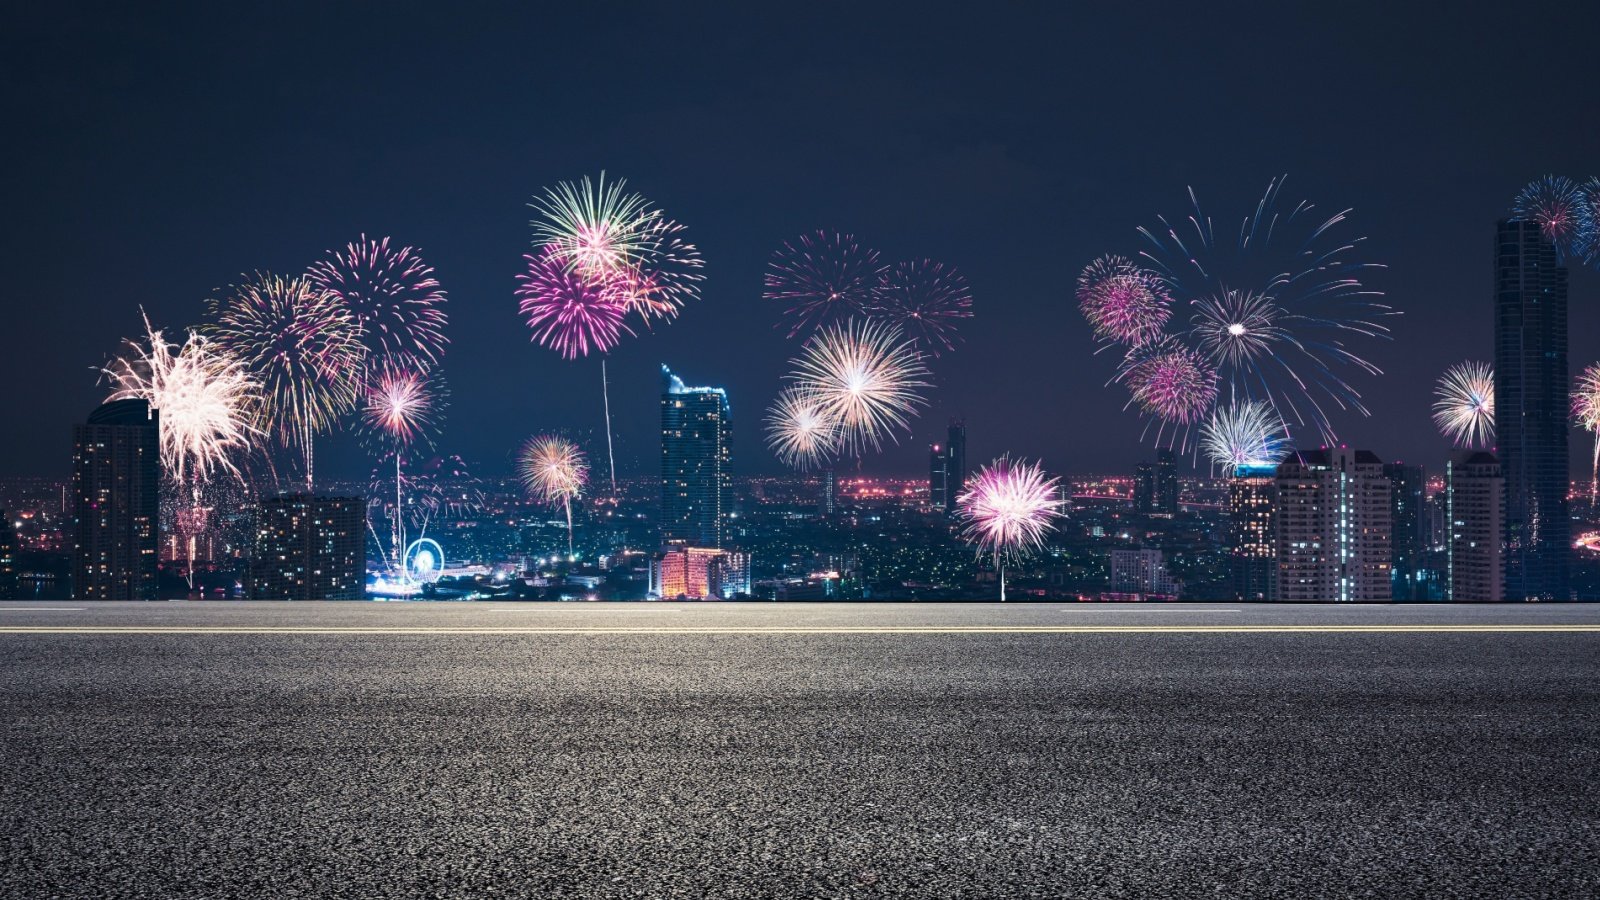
left=4, top=2, right=1597, bottom=479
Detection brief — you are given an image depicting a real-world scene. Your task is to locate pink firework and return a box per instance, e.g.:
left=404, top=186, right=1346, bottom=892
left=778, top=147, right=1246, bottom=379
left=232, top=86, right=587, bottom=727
left=1512, top=175, right=1583, bottom=249
left=955, top=456, right=1065, bottom=601
left=1076, top=255, right=1172, bottom=346
left=765, top=231, right=886, bottom=338
left=361, top=360, right=445, bottom=450
left=602, top=217, right=706, bottom=325
left=308, top=235, right=449, bottom=369
left=1121, top=339, right=1218, bottom=424
left=515, top=248, right=634, bottom=359
left=869, top=260, right=974, bottom=356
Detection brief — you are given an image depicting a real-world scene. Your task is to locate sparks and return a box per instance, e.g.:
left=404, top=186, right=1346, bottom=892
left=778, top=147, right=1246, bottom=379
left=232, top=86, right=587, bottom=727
left=307, top=235, right=449, bottom=370
left=765, top=231, right=886, bottom=338
left=1433, top=361, right=1495, bottom=449
left=1199, top=400, right=1290, bottom=470
left=1076, top=255, right=1172, bottom=347
left=954, top=456, right=1065, bottom=601
left=764, top=387, right=841, bottom=471
left=869, top=260, right=974, bottom=356
left=786, top=318, right=931, bottom=455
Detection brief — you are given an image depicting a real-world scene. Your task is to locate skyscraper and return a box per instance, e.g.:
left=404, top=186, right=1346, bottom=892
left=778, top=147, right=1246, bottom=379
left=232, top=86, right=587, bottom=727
left=71, top=398, right=159, bottom=600
left=944, top=419, right=967, bottom=516
left=929, top=441, right=949, bottom=513
left=1133, top=462, right=1154, bottom=518
left=1384, top=463, right=1427, bottom=600
left=660, top=364, right=731, bottom=548
left=1227, top=464, right=1277, bottom=601
left=248, top=494, right=364, bottom=600
left=0, top=512, right=18, bottom=600
left=1448, top=450, right=1504, bottom=602
left=1275, top=448, right=1393, bottom=601
left=1156, top=449, right=1178, bottom=517
left=1494, top=219, right=1569, bottom=600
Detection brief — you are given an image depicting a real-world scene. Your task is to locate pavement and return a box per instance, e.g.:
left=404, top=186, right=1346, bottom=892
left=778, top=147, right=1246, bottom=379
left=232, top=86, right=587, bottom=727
left=2, top=601, right=1597, bottom=898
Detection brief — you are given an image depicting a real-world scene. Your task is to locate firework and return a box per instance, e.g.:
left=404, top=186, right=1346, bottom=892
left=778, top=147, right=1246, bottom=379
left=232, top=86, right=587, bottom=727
left=603, top=217, right=706, bottom=324
left=764, top=387, right=841, bottom=471
left=515, top=248, right=634, bottom=359
left=1076, top=255, right=1171, bottom=347
left=1432, top=361, right=1495, bottom=449
left=869, top=260, right=974, bottom=356
left=360, top=360, right=445, bottom=450
left=207, top=272, right=364, bottom=486
left=1512, top=175, right=1583, bottom=251
left=1576, top=176, right=1600, bottom=264
left=1199, top=400, right=1290, bottom=470
left=529, top=172, right=659, bottom=278
left=519, top=435, right=588, bottom=552
left=1573, top=364, right=1600, bottom=505
left=103, top=312, right=263, bottom=486
left=1120, top=340, right=1218, bottom=425
left=307, top=235, right=448, bottom=369
left=954, top=456, right=1065, bottom=601
left=786, top=319, right=931, bottom=455
left=765, top=232, right=886, bottom=338
left=1190, top=290, right=1283, bottom=369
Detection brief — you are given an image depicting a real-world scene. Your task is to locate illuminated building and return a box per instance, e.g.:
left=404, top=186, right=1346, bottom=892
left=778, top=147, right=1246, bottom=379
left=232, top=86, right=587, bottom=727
left=1447, top=450, right=1504, bottom=601
left=1156, top=449, right=1178, bottom=517
left=1495, top=219, right=1569, bottom=599
left=0, top=512, right=17, bottom=599
left=1109, top=547, right=1179, bottom=597
left=927, top=419, right=968, bottom=517
left=649, top=546, right=751, bottom=599
left=71, top=398, right=159, bottom=600
left=1384, top=463, right=1427, bottom=600
left=1227, top=464, right=1277, bottom=601
left=248, top=494, right=364, bottom=600
left=1275, top=448, right=1392, bottom=601
left=929, top=443, right=948, bottom=513
left=660, top=365, right=732, bottom=548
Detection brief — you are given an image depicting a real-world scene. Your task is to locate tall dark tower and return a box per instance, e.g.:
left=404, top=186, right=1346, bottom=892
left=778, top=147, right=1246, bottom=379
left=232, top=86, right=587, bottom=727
left=660, top=364, right=732, bottom=548
left=1384, top=463, right=1427, bottom=600
left=71, top=398, right=159, bottom=600
left=1494, top=219, right=1569, bottom=600
left=928, top=442, right=949, bottom=512
left=945, top=419, right=967, bottom=516
left=1156, top=449, right=1178, bottom=517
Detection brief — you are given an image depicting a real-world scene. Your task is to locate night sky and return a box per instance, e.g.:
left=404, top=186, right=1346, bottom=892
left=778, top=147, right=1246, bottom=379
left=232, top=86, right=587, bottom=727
left=5, top=2, right=1597, bottom=481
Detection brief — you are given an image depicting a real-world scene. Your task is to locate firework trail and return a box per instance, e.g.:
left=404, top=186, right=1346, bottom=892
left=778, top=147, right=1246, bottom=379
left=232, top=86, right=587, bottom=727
left=1199, top=400, right=1290, bottom=471
left=515, top=248, right=634, bottom=359
left=530, top=172, right=660, bottom=279
left=1573, top=364, right=1600, bottom=506
left=764, top=387, right=841, bottom=471
left=1127, top=176, right=1393, bottom=444
left=359, top=361, right=447, bottom=577
left=1512, top=175, right=1583, bottom=253
left=1433, top=361, right=1495, bottom=449
left=307, top=235, right=449, bottom=370
left=1075, top=255, right=1172, bottom=347
left=207, top=272, right=364, bottom=489
left=869, top=260, right=974, bottom=356
left=765, top=232, right=886, bottom=338
left=786, top=319, right=931, bottom=455
left=1576, top=176, right=1600, bottom=264
left=954, top=456, right=1065, bottom=601
left=519, top=435, right=588, bottom=553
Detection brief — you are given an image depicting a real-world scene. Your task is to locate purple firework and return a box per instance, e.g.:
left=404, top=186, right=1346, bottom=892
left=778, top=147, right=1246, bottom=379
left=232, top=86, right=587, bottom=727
left=1512, top=175, right=1583, bottom=251
left=515, top=248, right=634, bottom=359
left=1076, top=255, right=1171, bottom=347
left=764, top=231, right=886, bottom=338
left=1121, top=339, right=1218, bottom=424
left=308, top=235, right=449, bottom=369
left=869, top=260, right=974, bottom=356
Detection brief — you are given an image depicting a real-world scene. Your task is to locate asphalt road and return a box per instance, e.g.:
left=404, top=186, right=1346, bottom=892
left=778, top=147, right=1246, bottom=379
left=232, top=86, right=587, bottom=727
left=2, top=602, right=1598, bottom=898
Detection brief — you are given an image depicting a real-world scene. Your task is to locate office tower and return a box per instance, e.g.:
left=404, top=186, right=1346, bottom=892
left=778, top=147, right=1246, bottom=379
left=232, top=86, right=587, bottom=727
left=649, top=546, right=752, bottom=599
left=1275, top=448, right=1393, bottom=601
left=1108, top=547, right=1180, bottom=597
left=1156, top=449, right=1178, bottom=517
left=71, top=398, right=159, bottom=600
left=248, top=494, right=364, bottom=600
left=660, top=365, right=732, bottom=547
left=1227, top=465, right=1277, bottom=601
left=1133, top=462, right=1154, bottom=518
left=1495, top=219, right=1569, bottom=600
left=929, top=442, right=949, bottom=512
left=944, top=419, right=967, bottom=516
left=1448, top=451, right=1504, bottom=601
left=1384, top=463, right=1427, bottom=600
left=0, top=512, right=17, bottom=599
left=819, top=465, right=836, bottom=515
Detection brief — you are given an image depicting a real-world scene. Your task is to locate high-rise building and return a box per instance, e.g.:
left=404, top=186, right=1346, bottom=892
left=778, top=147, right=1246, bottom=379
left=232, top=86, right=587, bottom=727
left=248, top=494, right=364, bottom=600
left=1495, top=219, right=1569, bottom=600
left=1275, top=448, right=1393, bottom=601
left=1384, top=463, right=1427, bottom=600
left=648, top=546, right=752, bottom=600
left=71, top=398, right=159, bottom=600
left=1448, top=450, right=1504, bottom=602
left=660, top=365, right=732, bottom=548
left=1108, top=547, right=1180, bottom=597
left=928, top=442, right=949, bottom=513
left=1156, top=449, right=1178, bottom=517
left=819, top=465, right=836, bottom=516
left=926, top=419, right=967, bottom=516
left=0, top=512, right=18, bottom=599
left=1133, top=462, right=1154, bottom=518
left=1227, top=464, right=1277, bottom=601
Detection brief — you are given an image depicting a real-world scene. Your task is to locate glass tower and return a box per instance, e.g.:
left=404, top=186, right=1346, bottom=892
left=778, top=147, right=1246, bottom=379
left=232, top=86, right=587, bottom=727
left=660, top=364, right=732, bottom=548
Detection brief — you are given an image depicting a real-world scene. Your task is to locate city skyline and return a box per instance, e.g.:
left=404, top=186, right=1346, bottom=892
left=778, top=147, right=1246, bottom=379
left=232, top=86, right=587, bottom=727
left=4, top=5, right=1598, bottom=484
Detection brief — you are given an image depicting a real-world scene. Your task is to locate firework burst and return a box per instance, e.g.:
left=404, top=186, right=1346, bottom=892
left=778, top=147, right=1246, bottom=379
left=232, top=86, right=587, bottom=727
left=360, top=361, right=446, bottom=451
left=529, top=172, right=659, bottom=278
left=1199, top=400, right=1290, bottom=470
left=1433, top=361, right=1495, bottom=449
left=1190, top=289, right=1284, bottom=369
left=1573, top=364, right=1600, bottom=505
left=1576, top=176, right=1600, bottom=264
left=519, top=435, right=588, bottom=552
left=601, top=217, right=706, bottom=325
left=954, top=456, right=1065, bottom=601
left=307, top=235, right=448, bottom=369
left=1512, top=175, right=1583, bottom=251
left=765, top=232, right=886, bottom=338
left=787, top=319, right=931, bottom=455
left=206, top=273, right=363, bottom=487
left=764, top=387, right=841, bottom=471
left=869, top=260, right=974, bottom=356
left=1119, top=339, right=1219, bottom=425
left=515, top=248, right=634, bottom=359
left=1076, top=255, right=1172, bottom=347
